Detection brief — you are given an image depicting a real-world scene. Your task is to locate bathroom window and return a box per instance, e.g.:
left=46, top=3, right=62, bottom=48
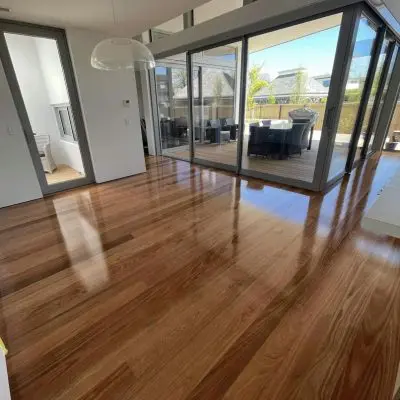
left=54, top=104, right=77, bottom=142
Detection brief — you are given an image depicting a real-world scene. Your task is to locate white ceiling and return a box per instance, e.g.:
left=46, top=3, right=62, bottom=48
left=248, top=13, right=343, bottom=53
left=0, top=0, right=209, bottom=36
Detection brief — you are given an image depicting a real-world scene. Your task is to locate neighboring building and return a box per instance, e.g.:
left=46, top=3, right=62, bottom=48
left=314, top=74, right=331, bottom=87
left=172, top=63, right=237, bottom=119
left=174, top=67, right=235, bottom=101
left=253, top=68, right=329, bottom=104
left=260, top=72, right=271, bottom=83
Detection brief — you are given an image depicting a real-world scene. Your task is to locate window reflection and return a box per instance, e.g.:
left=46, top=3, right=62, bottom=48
left=355, top=38, right=390, bottom=162
left=53, top=192, right=109, bottom=292
left=155, top=54, right=190, bottom=160
left=328, top=16, right=378, bottom=180
left=192, top=42, right=242, bottom=167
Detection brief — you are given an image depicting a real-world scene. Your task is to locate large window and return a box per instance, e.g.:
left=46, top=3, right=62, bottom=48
left=155, top=54, right=190, bottom=160
left=328, top=15, right=378, bottom=180
left=243, top=13, right=342, bottom=183
left=384, top=91, right=400, bottom=152
left=355, top=37, right=390, bottom=163
left=152, top=16, right=184, bottom=41
left=368, top=44, right=398, bottom=153
left=191, top=42, right=242, bottom=168
left=152, top=6, right=398, bottom=192
left=53, top=104, right=77, bottom=143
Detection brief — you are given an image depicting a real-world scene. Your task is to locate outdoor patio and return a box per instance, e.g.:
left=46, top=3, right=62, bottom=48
left=162, top=130, right=351, bottom=183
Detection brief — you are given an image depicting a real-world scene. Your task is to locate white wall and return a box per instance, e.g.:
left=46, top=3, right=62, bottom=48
left=0, top=59, right=42, bottom=208
left=35, top=37, right=69, bottom=104
left=67, top=28, right=146, bottom=183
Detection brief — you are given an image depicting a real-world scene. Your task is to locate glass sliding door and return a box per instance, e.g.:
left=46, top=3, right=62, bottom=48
left=328, top=14, right=379, bottom=180
left=355, top=36, right=391, bottom=162
left=155, top=53, right=190, bottom=160
left=0, top=23, right=94, bottom=194
left=243, top=13, right=343, bottom=184
left=191, top=41, right=242, bottom=169
left=365, top=42, right=397, bottom=155
left=383, top=91, right=400, bottom=152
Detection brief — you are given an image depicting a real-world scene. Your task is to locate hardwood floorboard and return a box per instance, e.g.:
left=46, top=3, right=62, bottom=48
left=0, top=153, right=399, bottom=399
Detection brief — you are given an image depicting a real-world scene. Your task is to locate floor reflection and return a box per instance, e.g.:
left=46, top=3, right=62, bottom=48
left=53, top=192, right=109, bottom=292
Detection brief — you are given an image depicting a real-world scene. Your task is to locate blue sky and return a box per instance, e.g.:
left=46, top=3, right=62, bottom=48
left=248, top=17, right=377, bottom=81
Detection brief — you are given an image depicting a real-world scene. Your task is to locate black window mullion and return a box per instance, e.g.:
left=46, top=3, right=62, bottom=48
left=361, top=39, right=396, bottom=157
left=345, top=24, right=386, bottom=172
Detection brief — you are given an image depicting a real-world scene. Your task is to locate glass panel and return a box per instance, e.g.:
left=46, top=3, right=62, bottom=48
left=368, top=45, right=398, bottom=153
left=5, top=33, right=87, bottom=186
left=155, top=54, right=190, bottom=160
left=244, top=13, right=342, bottom=183
left=191, top=41, right=242, bottom=167
left=384, top=91, right=400, bottom=152
left=194, top=0, right=243, bottom=25
left=138, top=31, right=151, bottom=45
left=59, top=108, right=74, bottom=138
left=355, top=38, right=390, bottom=162
left=152, top=16, right=184, bottom=41
left=328, top=15, right=378, bottom=180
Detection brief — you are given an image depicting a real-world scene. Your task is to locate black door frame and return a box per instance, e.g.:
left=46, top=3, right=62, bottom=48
left=151, top=1, right=400, bottom=192
left=360, top=36, right=397, bottom=157
left=0, top=19, right=95, bottom=195
left=344, top=8, right=386, bottom=172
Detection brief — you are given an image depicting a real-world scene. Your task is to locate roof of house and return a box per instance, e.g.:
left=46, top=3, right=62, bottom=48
left=172, top=67, right=328, bottom=100
left=174, top=68, right=235, bottom=99
left=260, top=72, right=271, bottom=82
left=255, top=69, right=329, bottom=98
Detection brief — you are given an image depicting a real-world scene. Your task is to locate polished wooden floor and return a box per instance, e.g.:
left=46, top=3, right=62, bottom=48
left=0, top=153, right=400, bottom=400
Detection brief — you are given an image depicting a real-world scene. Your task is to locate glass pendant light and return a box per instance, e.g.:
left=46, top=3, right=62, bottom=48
left=91, top=38, right=155, bottom=71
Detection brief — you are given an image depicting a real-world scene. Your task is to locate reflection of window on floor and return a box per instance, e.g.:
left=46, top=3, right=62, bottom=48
left=53, top=104, right=77, bottom=142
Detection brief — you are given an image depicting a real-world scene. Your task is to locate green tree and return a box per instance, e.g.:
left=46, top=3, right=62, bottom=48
left=371, top=67, right=383, bottom=97
left=266, top=82, right=276, bottom=104
left=344, top=88, right=362, bottom=102
left=247, top=65, right=270, bottom=110
left=290, top=70, right=307, bottom=104
left=174, top=69, right=187, bottom=90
